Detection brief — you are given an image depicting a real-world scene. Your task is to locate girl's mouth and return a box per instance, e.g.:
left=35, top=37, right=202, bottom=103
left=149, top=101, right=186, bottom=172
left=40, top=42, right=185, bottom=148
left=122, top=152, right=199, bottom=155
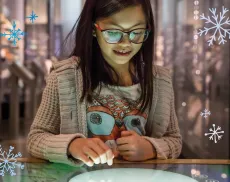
left=113, top=50, right=132, bottom=56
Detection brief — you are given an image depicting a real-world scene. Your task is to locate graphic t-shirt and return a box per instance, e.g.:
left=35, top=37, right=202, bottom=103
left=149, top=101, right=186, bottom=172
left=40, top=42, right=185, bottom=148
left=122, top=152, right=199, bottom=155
left=86, top=80, right=150, bottom=150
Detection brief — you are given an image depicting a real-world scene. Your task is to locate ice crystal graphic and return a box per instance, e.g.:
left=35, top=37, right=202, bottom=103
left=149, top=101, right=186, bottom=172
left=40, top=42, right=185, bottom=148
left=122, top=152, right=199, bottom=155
left=204, top=124, right=224, bottom=143
left=26, top=11, right=38, bottom=23
left=0, top=21, right=26, bottom=46
left=200, top=109, right=211, bottom=118
left=198, top=6, right=230, bottom=46
left=0, top=145, right=24, bottom=176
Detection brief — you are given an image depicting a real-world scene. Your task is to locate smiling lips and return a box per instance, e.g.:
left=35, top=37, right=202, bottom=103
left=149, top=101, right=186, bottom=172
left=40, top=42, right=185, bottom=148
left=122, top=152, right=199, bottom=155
left=115, top=50, right=132, bottom=53
left=113, top=50, right=132, bottom=56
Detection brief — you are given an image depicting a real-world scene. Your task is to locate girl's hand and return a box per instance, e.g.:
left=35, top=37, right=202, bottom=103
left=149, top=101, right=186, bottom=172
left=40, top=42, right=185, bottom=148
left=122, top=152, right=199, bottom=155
left=116, top=130, right=156, bottom=161
left=68, top=138, right=114, bottom=167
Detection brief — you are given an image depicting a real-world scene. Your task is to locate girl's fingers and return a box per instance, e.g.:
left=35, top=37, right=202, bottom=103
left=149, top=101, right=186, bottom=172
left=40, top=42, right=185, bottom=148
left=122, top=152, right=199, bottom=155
left=112, top=147, right=120, bottom=157
left=105, top=150, right=114, bottom=166
left=121, top=130, right=133, bottom=137
left=117, top=144, right=132, bottom=151
left=97, top=139, right=114, bottom=165
left=83, top=147, right=100, bottom=164
left=116, top=137, right=130, bottom=145
left=88, top=139, right=107, bottom=164
left=78, top=152, right=94, bottom=167
left=119, top=151, right=133, bottom=156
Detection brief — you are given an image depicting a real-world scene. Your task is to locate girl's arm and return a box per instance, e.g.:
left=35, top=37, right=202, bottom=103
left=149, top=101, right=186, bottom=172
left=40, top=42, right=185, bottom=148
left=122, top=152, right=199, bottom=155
left=26, top=70, right=86, bottom=167
left=142, top=67, right=182, bottom=159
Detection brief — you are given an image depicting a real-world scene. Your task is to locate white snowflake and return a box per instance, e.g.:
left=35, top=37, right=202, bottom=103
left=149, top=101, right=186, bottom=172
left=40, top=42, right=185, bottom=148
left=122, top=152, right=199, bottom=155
left=0, top=145, right=24, bottom=176
left=198, top=6, right=230, bottom=46
left=0, top=21, right=26, bottom=46
left=200, top=109, right=211, bottom=118
left=204, top=124, right=224, bottom=143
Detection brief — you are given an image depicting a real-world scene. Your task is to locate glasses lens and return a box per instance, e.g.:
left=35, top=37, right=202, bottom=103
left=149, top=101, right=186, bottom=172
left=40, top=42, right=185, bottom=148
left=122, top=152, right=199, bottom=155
left=130, top=29, right=149, bottom=43
left=103, top=30, right=122, bottom=43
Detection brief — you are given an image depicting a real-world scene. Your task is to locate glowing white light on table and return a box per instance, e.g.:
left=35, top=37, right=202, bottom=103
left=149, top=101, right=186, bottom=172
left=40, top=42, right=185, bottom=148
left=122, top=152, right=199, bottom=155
left=196, top=170, right=200, bottom=175
left=191, top=169, right=197, bottom=175
left=69, top=168, right=198, bottom=182
left=221, top=173, right=227, bottom=179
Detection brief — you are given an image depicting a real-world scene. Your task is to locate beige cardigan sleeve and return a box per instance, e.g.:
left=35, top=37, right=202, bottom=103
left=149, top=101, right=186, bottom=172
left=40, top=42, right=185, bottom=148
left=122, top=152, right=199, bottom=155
left=143, top=69, right=182, bottom=159
left=26, top=71, right=86, bottom=167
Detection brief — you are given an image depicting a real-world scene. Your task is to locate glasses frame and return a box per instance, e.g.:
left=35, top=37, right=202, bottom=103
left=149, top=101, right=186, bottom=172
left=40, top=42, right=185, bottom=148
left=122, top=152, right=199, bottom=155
left=93, top=23, right=151, bottom=44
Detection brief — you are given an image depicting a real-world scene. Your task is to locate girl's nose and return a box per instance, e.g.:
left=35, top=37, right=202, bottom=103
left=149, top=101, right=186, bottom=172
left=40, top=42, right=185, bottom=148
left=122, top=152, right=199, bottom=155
left=119, top=33, right=132, bottom=45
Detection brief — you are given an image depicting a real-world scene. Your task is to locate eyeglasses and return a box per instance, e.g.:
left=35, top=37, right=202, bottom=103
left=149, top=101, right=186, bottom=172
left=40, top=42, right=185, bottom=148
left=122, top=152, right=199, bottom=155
left=93, top=23, right=151, bottom=44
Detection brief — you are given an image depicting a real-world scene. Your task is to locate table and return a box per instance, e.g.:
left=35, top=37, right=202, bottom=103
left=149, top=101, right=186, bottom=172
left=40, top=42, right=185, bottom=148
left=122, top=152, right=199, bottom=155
left=1, top=158, right=230, bottom=182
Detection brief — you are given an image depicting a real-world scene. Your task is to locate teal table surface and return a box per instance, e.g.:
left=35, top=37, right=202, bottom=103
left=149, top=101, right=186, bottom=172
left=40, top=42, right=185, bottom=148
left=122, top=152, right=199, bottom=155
left=0, top=159, right=229, bottom=182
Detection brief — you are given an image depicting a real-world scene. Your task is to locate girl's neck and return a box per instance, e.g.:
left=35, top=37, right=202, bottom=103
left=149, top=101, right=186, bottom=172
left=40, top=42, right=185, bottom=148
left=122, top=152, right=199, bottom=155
left=114, top=62, right=137, bottom=86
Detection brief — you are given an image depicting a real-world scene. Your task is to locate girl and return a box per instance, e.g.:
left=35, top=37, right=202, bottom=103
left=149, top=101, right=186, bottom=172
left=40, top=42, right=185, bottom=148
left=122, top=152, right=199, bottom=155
left=27, top=0, right=182, bottom=167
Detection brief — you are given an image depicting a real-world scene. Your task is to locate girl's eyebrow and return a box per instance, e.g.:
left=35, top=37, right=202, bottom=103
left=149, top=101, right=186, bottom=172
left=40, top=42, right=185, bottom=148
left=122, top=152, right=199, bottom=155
left=106, top=21, right=146, bottom=29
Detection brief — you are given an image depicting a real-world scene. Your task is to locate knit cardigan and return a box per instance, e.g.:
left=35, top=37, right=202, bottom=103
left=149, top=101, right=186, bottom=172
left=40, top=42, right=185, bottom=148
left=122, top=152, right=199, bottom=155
left=26, top=56, right=182, bottom=167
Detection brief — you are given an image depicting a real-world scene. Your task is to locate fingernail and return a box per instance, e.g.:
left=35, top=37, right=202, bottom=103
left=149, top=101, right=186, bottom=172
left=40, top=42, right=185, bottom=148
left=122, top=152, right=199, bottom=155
left=101, top=154, right=107, bottom=164
left=95, top=158, right=100, bottom=164
left=87, top=162, right=93, bottom=167
left=107, top=159, right=113, bottom=166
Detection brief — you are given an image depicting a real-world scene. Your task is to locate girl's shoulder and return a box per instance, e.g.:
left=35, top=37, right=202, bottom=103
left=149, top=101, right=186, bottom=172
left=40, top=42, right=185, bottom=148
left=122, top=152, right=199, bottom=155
left=153, top=65, right=172, bottom=83
left=50, top=56, right=80, bottom=73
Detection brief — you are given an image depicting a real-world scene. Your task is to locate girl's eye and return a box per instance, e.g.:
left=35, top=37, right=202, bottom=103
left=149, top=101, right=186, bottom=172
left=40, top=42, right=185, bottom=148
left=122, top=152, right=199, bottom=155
left=133, top=32, right=141, bottom=35
left=132, top=30, right=144, bottom=35
left=107, top=31, right=121, bottom=36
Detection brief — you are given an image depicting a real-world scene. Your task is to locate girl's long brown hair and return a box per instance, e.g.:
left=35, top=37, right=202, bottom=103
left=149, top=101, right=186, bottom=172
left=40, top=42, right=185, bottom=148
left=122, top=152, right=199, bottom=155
left=61, top=0, right=155, bottom=114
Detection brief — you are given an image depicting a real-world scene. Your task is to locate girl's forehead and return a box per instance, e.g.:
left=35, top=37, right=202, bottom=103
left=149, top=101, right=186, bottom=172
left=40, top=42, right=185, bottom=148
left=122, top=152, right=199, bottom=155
left=97, top=5, right=146, bottom=25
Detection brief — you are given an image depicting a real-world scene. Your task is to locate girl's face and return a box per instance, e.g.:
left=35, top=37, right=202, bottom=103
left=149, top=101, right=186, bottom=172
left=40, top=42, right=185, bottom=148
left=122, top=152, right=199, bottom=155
left=93, top=5, right=147, bottom=73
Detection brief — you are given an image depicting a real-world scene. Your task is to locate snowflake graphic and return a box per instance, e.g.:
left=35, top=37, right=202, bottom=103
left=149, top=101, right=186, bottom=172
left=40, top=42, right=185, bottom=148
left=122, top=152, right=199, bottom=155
left=198, top=6, right=230, bottom=46
left=204, top=124, right=224, bottom=143
left=200, top=109, right=211, bottom=118
left=0, top=145, right=24, bottom=176
left=0, top=21, right=26, bottom=46
left=26, top=11, right=38, bottom=23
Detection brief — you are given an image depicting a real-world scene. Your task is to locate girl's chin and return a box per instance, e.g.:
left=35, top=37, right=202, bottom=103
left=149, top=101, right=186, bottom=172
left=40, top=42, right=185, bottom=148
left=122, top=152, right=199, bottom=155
left=112, top=60, right=131, bottom=65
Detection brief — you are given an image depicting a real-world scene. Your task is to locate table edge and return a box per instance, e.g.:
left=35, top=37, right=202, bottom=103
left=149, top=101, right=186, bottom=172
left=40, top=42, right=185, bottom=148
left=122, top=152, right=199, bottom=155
left=16, top=158, right=230, bottom=164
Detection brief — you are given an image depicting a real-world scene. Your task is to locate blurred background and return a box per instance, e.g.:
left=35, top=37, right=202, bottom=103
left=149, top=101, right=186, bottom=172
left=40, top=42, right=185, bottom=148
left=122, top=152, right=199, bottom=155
left=0, top=0, right=229, bottom=160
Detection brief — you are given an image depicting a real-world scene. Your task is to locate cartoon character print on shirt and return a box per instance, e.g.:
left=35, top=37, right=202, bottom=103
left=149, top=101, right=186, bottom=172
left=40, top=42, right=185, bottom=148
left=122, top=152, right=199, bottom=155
left=87, top=95, right=148, bottom=150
